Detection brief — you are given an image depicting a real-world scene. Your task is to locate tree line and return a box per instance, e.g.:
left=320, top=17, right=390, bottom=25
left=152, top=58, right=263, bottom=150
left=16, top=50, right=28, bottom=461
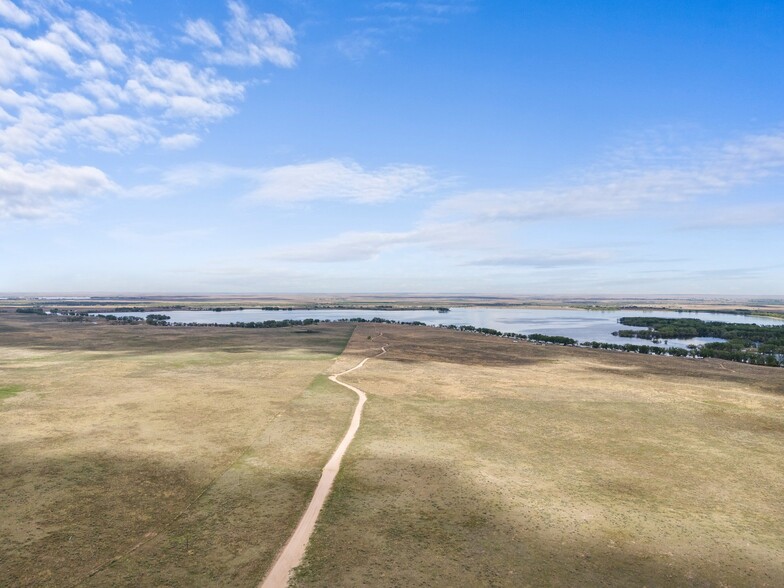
left=614, top=317, right=783, bottom=367
left=84, top=313, right=782, bottom=368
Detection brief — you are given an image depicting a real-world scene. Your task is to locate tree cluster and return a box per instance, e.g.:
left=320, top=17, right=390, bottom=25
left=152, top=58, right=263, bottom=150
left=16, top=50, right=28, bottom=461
left=15, top=307, right=46, bottom=315
left=614, top=317, right=783, bottom=366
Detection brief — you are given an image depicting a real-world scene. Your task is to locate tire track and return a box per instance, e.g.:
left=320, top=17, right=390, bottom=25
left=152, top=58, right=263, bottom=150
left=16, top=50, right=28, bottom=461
left=259, top=339, right=386, bottom=588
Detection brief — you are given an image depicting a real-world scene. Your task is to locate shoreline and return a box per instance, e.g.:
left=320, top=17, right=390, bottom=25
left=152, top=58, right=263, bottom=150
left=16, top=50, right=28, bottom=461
left=4, top=302, right=784, bottom=321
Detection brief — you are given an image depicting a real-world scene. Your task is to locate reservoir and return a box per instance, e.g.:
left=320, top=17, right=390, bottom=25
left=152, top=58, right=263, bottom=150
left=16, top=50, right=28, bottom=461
left=105, top=307, right=783, bottom=349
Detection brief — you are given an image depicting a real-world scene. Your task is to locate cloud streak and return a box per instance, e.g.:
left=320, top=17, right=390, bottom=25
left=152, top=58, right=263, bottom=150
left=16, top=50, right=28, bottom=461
left=430, top=131, right=784, bottom=223
left=128, top=158, right=443, bottom=204
left=679, top=203, right=784, bottom=229
left=263, top=220, right=499, bottom=263
left=247, top=159, right=438, bottom=204
left=336, top=0, right=474, bottom=60
left=268, top=230, right=415, bottom=262
left=465, top=250, right=612, bottom=268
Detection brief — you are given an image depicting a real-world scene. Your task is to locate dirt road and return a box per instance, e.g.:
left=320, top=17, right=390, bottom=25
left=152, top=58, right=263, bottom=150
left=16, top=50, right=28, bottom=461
left=259, top=343, right=387, bottom=588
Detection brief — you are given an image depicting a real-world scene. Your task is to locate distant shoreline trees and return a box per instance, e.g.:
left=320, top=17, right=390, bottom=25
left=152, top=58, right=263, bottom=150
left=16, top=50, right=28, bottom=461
left=614, top=317, right=783, bottom=367
left=76, top=313, right=783, bottom=368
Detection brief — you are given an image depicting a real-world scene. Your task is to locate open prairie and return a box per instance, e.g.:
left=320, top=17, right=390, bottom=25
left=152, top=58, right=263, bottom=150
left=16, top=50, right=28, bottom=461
left=0, top=311, right=356, bottom=587
left=3, top=313, right=784, bottom=587
left=296, top=324, right=784, bottom=587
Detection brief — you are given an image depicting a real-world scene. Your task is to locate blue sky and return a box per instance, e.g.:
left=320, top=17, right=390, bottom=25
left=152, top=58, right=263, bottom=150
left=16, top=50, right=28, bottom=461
left=1, top=0, right=783, bottom=295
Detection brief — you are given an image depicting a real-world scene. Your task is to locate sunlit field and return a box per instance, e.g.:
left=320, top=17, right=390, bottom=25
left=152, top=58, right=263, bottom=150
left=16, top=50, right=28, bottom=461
left=0, top=312, right=355, bottom=587
left=296, top=324, right=784, bottom=587
left=3, top=313, right=784, bottom=587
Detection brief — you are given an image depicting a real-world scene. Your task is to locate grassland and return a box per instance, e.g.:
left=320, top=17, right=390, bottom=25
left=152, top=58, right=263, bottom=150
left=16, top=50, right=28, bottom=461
left=295, top=324, right=784, bottom=587
left=0, top=383, right=24, bottom=399
left=0, top=311, right=356, bottom=587
left=4, top=311, right=784, bottom=587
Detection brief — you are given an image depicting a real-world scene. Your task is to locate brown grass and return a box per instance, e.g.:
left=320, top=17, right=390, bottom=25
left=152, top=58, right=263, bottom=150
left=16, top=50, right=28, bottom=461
left=294, top=324, right=784, bottom=587
left=0, top=313, right=356, bottom=587
left=4, top=313, right=784, bottom=587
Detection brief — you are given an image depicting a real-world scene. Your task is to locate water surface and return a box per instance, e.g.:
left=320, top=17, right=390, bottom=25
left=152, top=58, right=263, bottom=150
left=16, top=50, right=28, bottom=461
left=106, top=307, right=782, bottom=349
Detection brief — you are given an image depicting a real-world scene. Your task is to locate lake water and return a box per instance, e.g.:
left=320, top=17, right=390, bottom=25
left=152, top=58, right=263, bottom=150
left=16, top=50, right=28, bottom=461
left=105, top=307, right=783, bottom=349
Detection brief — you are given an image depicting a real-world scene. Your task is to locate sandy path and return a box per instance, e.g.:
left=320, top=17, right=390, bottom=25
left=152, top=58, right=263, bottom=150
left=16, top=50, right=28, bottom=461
left=259, top=342, right=387, bottom=588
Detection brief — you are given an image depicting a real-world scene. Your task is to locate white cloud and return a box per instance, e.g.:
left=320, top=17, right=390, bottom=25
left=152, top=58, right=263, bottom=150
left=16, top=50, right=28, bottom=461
left=47, top=91, right=96, bottom=116
left=0, top=29, right=42, bottom=83
left=0, top=16, right=234, bottom=151
left=159, top=132, right=201, bottom=150
left=0, top=0, right=294, bottom=166
left=0, top=1, right=296, bottom=223
left=465, top=250, right=612, bottom=268
left=108, top=226, right=214, bottom=244
left=336, top=30, right=382, bottom=61
left=124, top=58, right=244, bottom=120
left=80, top=79, right=123, bottom=109
left=203, top=0, right=297, bottom=68
left=0, top=108, right=158, bottom=153
left=183, top=18, right=222, bottom=48
left=263, top=220, right=499, bottom=263
left=679, top=203, right=784, bottom=229
left=97, top=42, right=125, bottom=67
left=0, top=0, right=34, bottom=28
left=248, top=159, right=438, bottom=203
left=127, top=161, right=254, bottom=198
left=337, top=0, right=473, bottom=60
left=131, top=58, right=244, bottom=103
left=269, top=230, right=416, bottom=262
left=56, top=114, right=157, bottom=152
left=166, top=94, right=235, bottom=120
left=128, top=158, right=442, bottom=204
left=430, top=130, right=784, bottom=223
left=0, top=153, right=116, bottom=220
left=0, top=88, right=41, bottom=108
left=376, top=1, right=476, bottom=18
left=0, top=105, right=14, bottom=122
left=0, top=106, right=56, bottom=153
left=0, top=26, right=81, bottom=81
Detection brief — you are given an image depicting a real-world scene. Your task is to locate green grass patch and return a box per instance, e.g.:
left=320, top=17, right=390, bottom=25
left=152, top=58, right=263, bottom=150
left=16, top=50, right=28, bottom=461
left=0, top=385, right=23, bottom=400
left=305, top=374, right=351, bottom=397
left=308, top=374, right=335, bottom=393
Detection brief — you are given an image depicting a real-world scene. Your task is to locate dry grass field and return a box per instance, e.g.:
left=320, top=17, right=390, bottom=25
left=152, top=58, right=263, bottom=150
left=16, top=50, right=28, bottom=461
left=295, top=324, right=784, bottom=587
left=0, top=311, right=356, bottom=587
left=4, top=312, right=784, bottom=587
